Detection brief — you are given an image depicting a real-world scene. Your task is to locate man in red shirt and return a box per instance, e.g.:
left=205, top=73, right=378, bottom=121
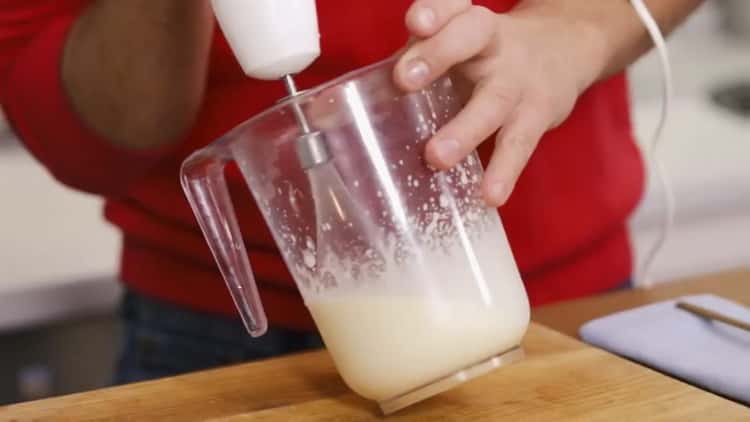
left=1, top=0, right=701, bottom=383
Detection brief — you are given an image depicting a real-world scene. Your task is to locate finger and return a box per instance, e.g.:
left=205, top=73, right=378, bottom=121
left=395, top=6, right=497, bottom=91
left=482, top=105, right=548, bottom=206
left=425, top=78, right=521, bottom=170
left=405, top=0, right=471, bottom=37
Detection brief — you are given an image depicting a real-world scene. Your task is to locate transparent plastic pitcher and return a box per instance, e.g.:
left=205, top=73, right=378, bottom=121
left=181, top=58, right=530, bottom=413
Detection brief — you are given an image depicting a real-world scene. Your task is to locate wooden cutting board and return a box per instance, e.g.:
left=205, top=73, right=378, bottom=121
left=1, top=323, right=747, bottom=421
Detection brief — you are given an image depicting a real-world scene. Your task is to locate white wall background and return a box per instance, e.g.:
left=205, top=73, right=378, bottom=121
left=627, top=3, right=750, bottom=284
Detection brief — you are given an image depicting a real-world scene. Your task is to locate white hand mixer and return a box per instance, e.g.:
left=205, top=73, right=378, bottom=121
left=211, top=0, right=330, bottom=170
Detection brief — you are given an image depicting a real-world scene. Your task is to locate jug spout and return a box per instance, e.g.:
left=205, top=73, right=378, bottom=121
left=180, top=148, right=268, bottom=337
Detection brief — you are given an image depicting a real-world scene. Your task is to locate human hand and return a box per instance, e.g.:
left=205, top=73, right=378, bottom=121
left=394, top=0, right=608, bottom=206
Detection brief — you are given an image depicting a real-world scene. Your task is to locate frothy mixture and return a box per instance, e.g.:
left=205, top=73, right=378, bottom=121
left=265, top=147, right=532, bottom=402
left=309, top=296, right=528, bottom=401
left=306, top=212, right=530, bottom=401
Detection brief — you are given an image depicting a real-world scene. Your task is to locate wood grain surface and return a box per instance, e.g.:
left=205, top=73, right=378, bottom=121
left=1, top=323, right=747, bottom=421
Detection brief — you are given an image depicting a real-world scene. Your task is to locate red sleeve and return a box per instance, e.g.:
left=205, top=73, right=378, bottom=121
left=0, top=1, right=172, bottom=196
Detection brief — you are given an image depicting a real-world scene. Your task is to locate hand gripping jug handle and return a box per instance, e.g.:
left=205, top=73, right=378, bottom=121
left=180, top=146, right=267, bottom=337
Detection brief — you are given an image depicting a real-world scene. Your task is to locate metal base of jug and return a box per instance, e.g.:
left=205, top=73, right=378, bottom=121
left=378, top=345, right=525, bottom=415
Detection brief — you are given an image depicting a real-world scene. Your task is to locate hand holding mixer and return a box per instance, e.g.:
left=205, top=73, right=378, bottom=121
left=184, top=0, right=674, bottom=414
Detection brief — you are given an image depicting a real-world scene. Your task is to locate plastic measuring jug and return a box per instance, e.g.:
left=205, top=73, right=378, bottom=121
left=181, top=57, right=530, bottom=413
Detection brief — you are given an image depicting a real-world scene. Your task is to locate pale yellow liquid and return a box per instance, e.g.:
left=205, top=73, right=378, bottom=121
left=304, top=208, right=529, bottom=402
left=308, top=296, right=529, bottom=402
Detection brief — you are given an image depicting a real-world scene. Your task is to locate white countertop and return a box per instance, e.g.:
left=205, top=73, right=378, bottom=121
left=0, top=145, right=121, bottom=331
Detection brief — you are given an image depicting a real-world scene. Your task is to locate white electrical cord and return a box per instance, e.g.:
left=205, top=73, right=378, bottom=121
left=629, top=0, right=675, bottom=288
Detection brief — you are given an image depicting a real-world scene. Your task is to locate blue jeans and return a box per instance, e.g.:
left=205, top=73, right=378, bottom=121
left=114, top=290, right=323, bottom=385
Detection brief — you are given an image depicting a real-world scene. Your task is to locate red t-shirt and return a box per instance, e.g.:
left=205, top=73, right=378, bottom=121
left=0, top=0, right=642, bottom=329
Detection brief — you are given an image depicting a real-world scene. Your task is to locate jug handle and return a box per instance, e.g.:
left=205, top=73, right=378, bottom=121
left=180, top=147, right=268, bottom=337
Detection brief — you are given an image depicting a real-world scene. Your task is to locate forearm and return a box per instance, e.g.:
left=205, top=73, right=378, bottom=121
left=515, top=0, right=704, bottom=83
left=62, top=0, right=214, bottom=150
